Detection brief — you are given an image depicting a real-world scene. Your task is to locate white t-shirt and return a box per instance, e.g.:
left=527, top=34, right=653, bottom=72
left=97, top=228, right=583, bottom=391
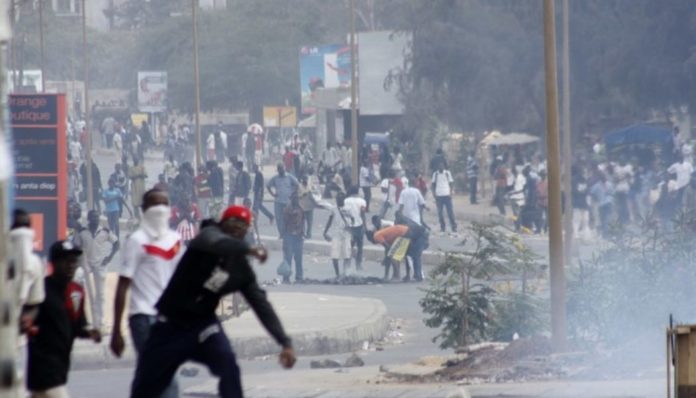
left=343, top=196, right=367, bottom=227
left=118, top=229, right=183, bottom=316
left=328, top=205, right=350, bottom=237
left=668, top=161, right=693, bottom=190
left=398, top=187, right=425, bottom=225
left=613, top=164, right=633, bottom=193
left=207, top=134, right=215, bottom=150
left=76, top=227, right=118, bottom=267
left=432, top=170, right=453, bottom=197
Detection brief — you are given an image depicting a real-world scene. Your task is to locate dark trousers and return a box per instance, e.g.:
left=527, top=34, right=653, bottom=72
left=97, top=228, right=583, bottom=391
left=435, top=195, right=457, bottom=232
left=106, top=211, right=120, bottom=239
left=362, top=186, right=372, bottom=211
left=350, top=225, right=364, bottom=268
left=129, top=314, right=179, bottom=398
left=469, top=177, right=478, bottom=204
left=407, top=233, right=426, bottom=281
left=131, top=319, right=242, bottom=398
left=304, top=210, right=313, bottom=238
left=282, top=234, right=304, bottom=281
left=494, top=186, right=507, bottom=215
left=615, top=191, right=630, bottom=224
left=253, top=196, right=274, bottom=221
left=598, top=203, right=613, bottom=237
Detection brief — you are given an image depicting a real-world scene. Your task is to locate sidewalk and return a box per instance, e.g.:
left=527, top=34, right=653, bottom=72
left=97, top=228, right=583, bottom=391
left=70, top=273, right=388, bottom=369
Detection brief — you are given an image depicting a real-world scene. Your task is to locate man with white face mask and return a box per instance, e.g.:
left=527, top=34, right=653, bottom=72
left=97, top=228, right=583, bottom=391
left=109, top=189, right=183, bottom=398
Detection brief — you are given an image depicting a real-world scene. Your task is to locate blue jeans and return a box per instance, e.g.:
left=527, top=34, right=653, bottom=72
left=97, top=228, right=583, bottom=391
left=129, top=314, right=179, bottom=398
left=283, top=234, right=304, bottom=281
left=435, top=195, right=457, bottom=232
left=274, top=202, right=288, bottom=237
left=131, top=318, right=242, bottom=398
left=350, top=226, right=364, bottom=268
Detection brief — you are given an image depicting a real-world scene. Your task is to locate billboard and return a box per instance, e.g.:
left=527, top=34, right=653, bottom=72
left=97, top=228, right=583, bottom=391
left=358, top=31, right=409, bottom=116
left=299, top=44, right=352, bottom=114
left=137, top=71, right=167, bottom=113
left=9, top=94, right=68, bottom=253
left=263, top=106, right=297, bottom=128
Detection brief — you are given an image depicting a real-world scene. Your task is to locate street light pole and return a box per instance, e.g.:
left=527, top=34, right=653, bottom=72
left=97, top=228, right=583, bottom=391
left=561, top=0, right=573, bottom=268
left=82, top=0, right=94, bottom=210
left=349, top=0, right=358, bottom=185
left=38, top=0, right=45, bottom=92
left=192, top=0, right=202, bottom=171
left=543, top=0, right=567, bottom=352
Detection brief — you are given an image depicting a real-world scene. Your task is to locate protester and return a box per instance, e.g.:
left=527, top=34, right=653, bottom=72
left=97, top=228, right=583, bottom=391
left=129, top=205, right=296, bottom=398
left=267, top=163, right=299, bottom=238
left=231, top=160, right=251, bottom=205
left=571, top=166, right=590, bottom=239
left=9, top=209, right=45, bottom=334
left=74, top=210, right=119, bottom=331
left=369, top=217, right=410, bottom=281
left=26, top=241, right=101, bottom=398
left=398, top=175, right=427, bottom=227
left=323, top=193, right=352, bottom=278
left=252, top=163, right=274, bottom=224
left=343, top=186, right=367, bottom=271
left=102, top=177, right=131, bottom=239
left=466, top=153, right=479, bottom=204
left=431, top=163, right=457, bottom=235
left=195, top=165, right=212, bottom=218
left=110, top=189, right=183, bottom=398
left=207, top=160, right=226, bottom=216
left=359, top=158, right=373, bottom=212
left=129, top=156, right=148, bottom=220
left=80, top=161, right=103, bottom=212
left=282, top=192, right=306, bottom=283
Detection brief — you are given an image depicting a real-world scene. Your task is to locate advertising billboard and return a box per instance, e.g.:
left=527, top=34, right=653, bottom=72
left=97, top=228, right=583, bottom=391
left=137, top=71, right=167, bottom=113
left=9, top=94, right=68, bottom=253
left=263, top=106, right=297, bottom=128
left=299, top=44, right=352, bottom=114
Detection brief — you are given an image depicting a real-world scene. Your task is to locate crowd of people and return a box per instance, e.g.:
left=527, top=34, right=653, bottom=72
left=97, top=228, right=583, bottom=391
left=485, top=126, right=695, bottom=239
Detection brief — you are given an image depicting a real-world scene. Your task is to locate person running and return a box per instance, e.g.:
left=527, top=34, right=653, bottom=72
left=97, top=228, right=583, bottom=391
left=252, top=163, right=274, bottom=224
left=129, top=205, right=296, bottom=398
left=26, top=241, right=101, bottom=398
left=74, top=210, right=119, bottom=331
left=110, top=189, right=183, bottom=398
left=102, top=177, right=132, bottom=239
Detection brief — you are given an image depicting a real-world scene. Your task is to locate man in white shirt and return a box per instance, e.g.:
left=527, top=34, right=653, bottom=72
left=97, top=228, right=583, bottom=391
left=398, top=178, right=427, bottom=226
left=110, top=189, right=183, bottom=398
left=431, top=164, right=457, bottom=233
left=359, top=158, right=373, bottom=212
left=74, top=210, right=119, bottom=331
left=343, top=186, right=367, bottom=271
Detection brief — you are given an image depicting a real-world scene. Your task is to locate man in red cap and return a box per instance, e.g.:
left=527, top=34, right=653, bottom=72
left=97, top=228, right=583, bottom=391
left=130, top=205, right=296, bottom=398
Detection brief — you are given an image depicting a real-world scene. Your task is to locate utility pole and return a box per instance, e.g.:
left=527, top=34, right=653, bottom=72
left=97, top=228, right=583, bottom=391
left=543, top=0, right=567, bottom=352
left=38, top=0, right=45, bottom=92
left=82, top=0, right=94, bottom=210
left=561, top=0, right=573, bottom=268
left=0, top=0, right=19, bottom=394
left=192, top=0, right=202, bottom=171
left=349, top=0, right=359, bottom=185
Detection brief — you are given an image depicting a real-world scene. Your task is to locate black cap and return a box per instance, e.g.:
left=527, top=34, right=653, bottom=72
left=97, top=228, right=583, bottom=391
left=49, top=240, right=83, bottom=262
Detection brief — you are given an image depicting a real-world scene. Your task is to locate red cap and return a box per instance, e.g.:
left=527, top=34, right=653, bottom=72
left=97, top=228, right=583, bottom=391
left=220, top=205, right=252, bottom=226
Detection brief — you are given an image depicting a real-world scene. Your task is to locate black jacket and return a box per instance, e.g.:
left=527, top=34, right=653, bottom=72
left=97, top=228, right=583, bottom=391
left=156, top=226, right=291, bottom=347
left=27, top=276, right=90, bottom=391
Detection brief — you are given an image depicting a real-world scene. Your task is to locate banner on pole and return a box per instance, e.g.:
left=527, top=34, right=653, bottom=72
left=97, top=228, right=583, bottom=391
left=137, top=71, right=167, bottom=113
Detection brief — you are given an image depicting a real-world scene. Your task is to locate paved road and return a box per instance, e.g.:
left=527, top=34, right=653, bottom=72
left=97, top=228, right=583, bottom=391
left=61, top=149, right=619, bottom=397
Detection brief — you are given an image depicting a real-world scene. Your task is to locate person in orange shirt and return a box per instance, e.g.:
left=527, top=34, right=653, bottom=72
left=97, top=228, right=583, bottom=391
left=368, top=216, right=411, bottom=281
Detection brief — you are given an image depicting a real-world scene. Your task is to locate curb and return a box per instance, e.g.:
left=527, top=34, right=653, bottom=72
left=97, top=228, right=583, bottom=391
left=69, top=294, right=389, bottom=370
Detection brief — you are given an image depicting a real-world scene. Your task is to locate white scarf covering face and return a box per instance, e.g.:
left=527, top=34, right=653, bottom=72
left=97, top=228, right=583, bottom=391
left=141, top=205, right=171, bottom=240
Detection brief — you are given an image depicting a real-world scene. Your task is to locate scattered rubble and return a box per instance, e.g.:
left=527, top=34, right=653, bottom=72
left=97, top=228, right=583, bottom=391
left=344, top=353, right=365, bottom=367
left=310, top=359, right=343, bottom=369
